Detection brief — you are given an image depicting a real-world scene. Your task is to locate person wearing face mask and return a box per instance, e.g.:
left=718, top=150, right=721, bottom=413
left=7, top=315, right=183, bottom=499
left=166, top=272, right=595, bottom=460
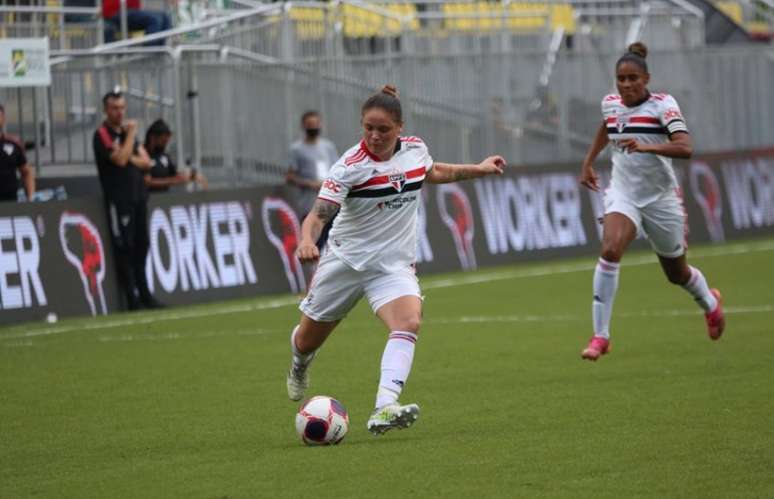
left=286, top=111, right=339, bottom=249
left=578, top=42, right=725, bottom=361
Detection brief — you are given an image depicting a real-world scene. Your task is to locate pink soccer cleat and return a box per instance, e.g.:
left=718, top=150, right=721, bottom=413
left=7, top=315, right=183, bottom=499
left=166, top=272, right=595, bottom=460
left=581, top=336, right=610, bottom=361
left=705, top=289, right=725, bottom=340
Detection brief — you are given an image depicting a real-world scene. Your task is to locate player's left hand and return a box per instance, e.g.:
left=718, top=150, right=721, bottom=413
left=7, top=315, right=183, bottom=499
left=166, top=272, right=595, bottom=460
left=618, top=139, right=651, bottom=154
left=478, top=155, right=506, bottom=175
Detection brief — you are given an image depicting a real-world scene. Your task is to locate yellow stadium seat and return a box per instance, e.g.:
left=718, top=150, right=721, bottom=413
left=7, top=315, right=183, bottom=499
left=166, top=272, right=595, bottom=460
left=715, top=1, right=744, bottom=26
left=551, top=4, right=576, bottom=34
left=288, top=6, right=326, bottom=40
left=506, top=3, right=547, bottom=32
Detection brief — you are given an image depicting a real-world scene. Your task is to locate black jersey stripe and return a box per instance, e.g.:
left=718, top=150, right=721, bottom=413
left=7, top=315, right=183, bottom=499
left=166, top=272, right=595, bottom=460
left=348, top=179, right=424, bottom=198
left=607, top=126, right=668, bottom=135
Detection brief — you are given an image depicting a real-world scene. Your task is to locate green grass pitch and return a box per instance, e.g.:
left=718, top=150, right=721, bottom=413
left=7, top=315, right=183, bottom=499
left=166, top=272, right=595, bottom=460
left=2, top=238, right=773, bottom=498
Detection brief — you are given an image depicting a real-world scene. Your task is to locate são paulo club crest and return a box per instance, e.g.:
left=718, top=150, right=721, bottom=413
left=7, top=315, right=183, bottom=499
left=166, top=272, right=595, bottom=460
left=389, top=171, right=406, bottom=193
left=59, top=212, right=108, bottom=316
left=615, top=113, right=629, bottom=133
left=261, top=197, right=306, bottom=293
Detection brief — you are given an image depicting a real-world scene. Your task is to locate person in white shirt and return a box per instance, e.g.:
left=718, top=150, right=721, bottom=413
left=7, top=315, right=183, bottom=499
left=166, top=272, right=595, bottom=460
left=579, top=42, right=725, bottom=361
left=286, top=85, right=506, bottom=435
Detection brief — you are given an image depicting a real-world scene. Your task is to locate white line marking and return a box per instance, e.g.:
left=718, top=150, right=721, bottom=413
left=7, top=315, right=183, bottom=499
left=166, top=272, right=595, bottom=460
left=3, top=239, right=773, bottom=340
left=97, top=329, right=273, bottom=343
left=0, top=297, right=298, bottom=340
left=428, top=304, right=774, bottom=325
left=423, top=240, right=774, bottom=291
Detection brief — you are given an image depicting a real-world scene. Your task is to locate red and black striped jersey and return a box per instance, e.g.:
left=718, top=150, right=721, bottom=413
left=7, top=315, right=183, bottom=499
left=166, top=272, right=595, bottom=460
left=317, top=137, right=433, bottom=272
left=602, top=93, right=688, bottom=206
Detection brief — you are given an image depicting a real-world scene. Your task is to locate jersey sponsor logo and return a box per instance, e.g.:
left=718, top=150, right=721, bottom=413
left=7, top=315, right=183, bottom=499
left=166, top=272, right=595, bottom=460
left=145, top=201, right=258, bottom=294
left=261, top=197, right=306, bottom=294
left=59, top=212, right=108, bottom=316
left=3, top=144, right=13, bottom=156
left=0, top=216, right=47, bottom=310
left=377, top=194, right=416, bottom=211
left=322, top=179, right=341, bottom=193
left=159, top=156, right=169, bottom=168
left=437, top=184, right=477, bottom=270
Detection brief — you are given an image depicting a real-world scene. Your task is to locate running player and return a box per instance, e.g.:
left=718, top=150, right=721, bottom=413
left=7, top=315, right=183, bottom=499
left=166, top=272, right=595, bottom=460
left=286, top=85, right=506, bottom=434
left=579, top=42, right=725, bottom=361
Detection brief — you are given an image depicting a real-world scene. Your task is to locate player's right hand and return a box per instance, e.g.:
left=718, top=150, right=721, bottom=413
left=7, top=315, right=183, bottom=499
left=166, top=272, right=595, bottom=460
left=580, top=164, right=599, bottom=191
left=296, top=241, right=320, bottom=263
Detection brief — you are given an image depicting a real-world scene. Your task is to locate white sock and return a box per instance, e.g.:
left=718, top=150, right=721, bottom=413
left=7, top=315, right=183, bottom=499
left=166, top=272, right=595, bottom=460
left=681, top=266, right=718, bottom=312
left=290, top=325, right=315, bottom=368
left=592, top=258, right=620, bottom=339
left=375, top=331, right=417, bottom=409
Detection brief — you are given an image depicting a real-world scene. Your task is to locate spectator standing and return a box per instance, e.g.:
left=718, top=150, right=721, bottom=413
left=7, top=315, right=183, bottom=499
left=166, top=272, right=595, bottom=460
left=143, top=119, right=207, bottom=193
left=0, top=103, right=35, bottom=202
left=93, top=89, right=162, bottom=310
left=286, top=110, right=338, bottom=248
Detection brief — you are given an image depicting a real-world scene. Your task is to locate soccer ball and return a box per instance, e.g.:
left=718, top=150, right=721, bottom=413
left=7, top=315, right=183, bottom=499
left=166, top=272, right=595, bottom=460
left=295, top=396, right=349, bottom=445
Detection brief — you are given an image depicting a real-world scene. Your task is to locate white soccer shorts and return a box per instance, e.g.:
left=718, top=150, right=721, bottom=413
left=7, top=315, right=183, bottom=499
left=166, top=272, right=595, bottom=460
left=299, top=250, right=422, bottom=322
left=604, top=187, right=687, bottom=258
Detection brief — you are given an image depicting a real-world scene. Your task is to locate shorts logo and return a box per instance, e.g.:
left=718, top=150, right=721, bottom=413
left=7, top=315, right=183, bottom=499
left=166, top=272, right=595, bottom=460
left=59, top=212, right=108, bottom=316
left=389, top=172, right=406, bottom=192
left=322, top=179, right=341, bottom=193
left=261, top=197, right=307, bottom=293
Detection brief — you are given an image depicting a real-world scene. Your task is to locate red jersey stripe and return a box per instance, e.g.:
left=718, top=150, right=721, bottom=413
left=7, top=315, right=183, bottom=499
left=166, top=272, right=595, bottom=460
left=345, top=151, right=367, bottom=166
left=351, top=166, right=426, bottom=191
left=606, top=116, right=660, bottom=125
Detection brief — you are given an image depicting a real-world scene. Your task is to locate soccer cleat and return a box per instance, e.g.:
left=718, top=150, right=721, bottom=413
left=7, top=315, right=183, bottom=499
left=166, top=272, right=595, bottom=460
left=367, top=403, right=420, bottom=435
left=705, top=289, right=725, bottom=340
left=581, top=336, right=610, bottom=361
left=286, top=363, right=310, bottom=401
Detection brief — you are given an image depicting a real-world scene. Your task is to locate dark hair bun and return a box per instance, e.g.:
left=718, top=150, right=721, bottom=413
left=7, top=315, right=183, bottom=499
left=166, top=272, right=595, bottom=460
left=627, top=42, right=648, bottom=59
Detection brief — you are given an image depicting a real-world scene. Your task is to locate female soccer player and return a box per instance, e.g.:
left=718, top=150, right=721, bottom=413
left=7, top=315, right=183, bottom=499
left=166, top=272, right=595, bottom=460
left=286, top=85, right=506, bottom=434
left=579, top=42, right=725, bottom=361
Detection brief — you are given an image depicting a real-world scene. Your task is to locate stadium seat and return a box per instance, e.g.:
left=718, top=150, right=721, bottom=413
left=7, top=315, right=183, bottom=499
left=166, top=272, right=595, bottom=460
left=714, top=1, right=744, bottom=26
left=288, top=6, right=326, bottom=40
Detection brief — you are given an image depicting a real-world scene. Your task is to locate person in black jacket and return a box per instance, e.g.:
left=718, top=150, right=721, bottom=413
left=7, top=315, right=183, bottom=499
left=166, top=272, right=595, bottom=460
left=93, top=88, right=163, bottom=310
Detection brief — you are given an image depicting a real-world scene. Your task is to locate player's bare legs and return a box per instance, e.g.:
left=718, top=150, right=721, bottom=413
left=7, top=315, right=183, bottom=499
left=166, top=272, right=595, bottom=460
left=368, top=295, right=422, bottom=435
left=287, top=315, right=339, bottom=401
left=583, top=213, right=637, bottom=361
left=658, top=254, right=724, bottom=339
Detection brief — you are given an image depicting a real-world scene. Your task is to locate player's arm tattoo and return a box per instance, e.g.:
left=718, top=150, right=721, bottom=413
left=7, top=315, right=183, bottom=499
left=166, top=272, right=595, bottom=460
left=427, top=163, right=478, bottom=184
left=314, top=198, right=340, bottom=224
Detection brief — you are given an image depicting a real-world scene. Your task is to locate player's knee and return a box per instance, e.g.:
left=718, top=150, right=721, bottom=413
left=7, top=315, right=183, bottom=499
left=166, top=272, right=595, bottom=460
left=397, top=315, right=421, bottom=334
left=600, top=246, right=623, bottom=263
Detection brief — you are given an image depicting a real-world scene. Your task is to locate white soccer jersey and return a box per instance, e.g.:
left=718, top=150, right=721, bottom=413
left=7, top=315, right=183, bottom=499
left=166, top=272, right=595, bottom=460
left=602, top=93, right=689, bottom=206
left=317, top=137, right=433, bottom=273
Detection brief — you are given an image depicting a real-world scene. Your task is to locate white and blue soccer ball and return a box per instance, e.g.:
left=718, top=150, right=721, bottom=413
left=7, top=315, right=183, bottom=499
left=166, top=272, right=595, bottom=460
left=295, top=396, right=349, bottom=445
